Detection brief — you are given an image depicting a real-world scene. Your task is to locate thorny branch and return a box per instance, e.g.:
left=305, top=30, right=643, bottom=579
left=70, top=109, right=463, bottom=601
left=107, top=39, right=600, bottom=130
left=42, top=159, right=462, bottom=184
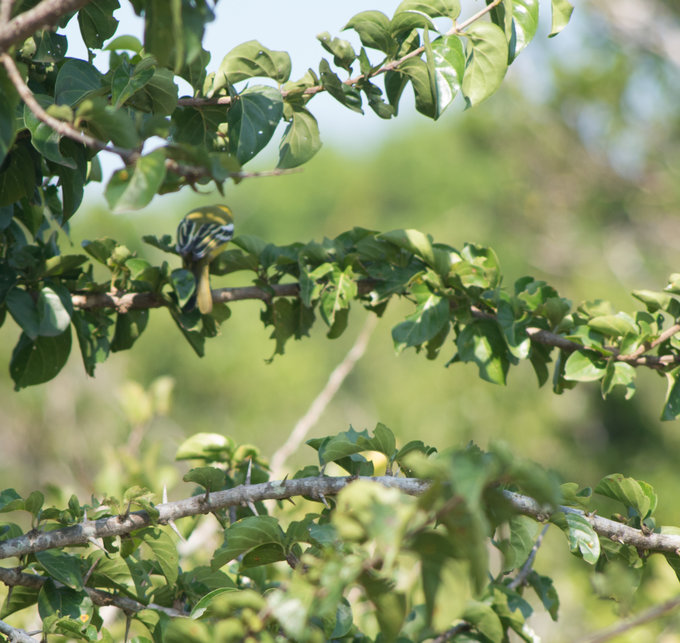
left=1, top=477, right=680, bottom=562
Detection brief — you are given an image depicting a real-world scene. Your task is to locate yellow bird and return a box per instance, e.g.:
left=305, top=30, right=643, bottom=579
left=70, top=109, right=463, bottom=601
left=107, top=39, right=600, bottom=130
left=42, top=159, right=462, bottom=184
left=175, top=204, right=234, bottom=314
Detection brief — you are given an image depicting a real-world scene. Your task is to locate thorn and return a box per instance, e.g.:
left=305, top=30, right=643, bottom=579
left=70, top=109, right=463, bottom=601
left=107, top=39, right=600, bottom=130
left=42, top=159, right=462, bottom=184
left=247, top=501, right=259, bottom=516
left=162, top=485, right=169, bottom=504
left=285, top=497, right=296, bottom=506
left=86, top=537, right=107, bottom=553
left=246, top=458, right=253, bottom=486
left=168, top=519, right=185, bottom=542
left=318, top=493, right=330, bottom=509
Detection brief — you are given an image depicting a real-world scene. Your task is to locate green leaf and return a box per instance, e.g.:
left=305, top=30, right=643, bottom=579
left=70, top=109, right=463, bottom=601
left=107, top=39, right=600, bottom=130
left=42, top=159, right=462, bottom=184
left=54, top=59, right=103, bottom=106
left=344, top=11, right=395, bottom=54
left=0, top=489, right=23, bottom=513
left=35, top=550, right=84, bottom=590
left=500, top=515, right=540, bottom=571
left=0, top=585, right=39, bottom=618
left=319, top=59, right=363, bottom=113
left=396, top=57, right=436, bottom=118
left=549, top=0, right=574, bottom=37
left=632, top=289, right=676, bottom=313
left=394, top=0, right=461, bottom=19
left=110, top=59, right=155, bottom=109
left=378, top=228, right=435, bottom=266
left=601, top=361, right=636, bottom=400
left=10, top=330, right=72, bottom=389
left=359, top=570, right=406, bottom=641
left=75, top=97, right=139, bottom=148
left=42, top=254, right=88, bottom=277
left=176, top=432, right=235, bottom=461
left=662, top=367, right=680, bottom=421
left=105, top=35, right=143, bottom=52
left=456, top=319, right=510, bottom=385
left=527, top=571, right=559, bottom=621
left=212, top=516, right=286, bottom=569
left=37, top=285, right=73, bottom=337
left=183, top=466, right=225, bottom=492
left=78, top=0, right=120, bottom=49
left=0, top=142, right=38, bottom=206
left=430, top=35, right=465, bottom=117
left=461, top=22, right=508, bottom=106
left=563, top=350, right=607, bottom=382
left=6, top=287, right=40, bottom=339
left=227, top=85, right=283, bottom=164
left=392, top=294, right=449, bottom=351
left=317, top=32, right=356, bottom=72
left=216, top=40, right=291, bottom=86
left=509, top=0, right=539, bottom=60
left=81, top=238, right=117, bottom=264
left=277, top=107, right=321, bottom=169
left=72, top=310, right=112, bottom=376
left=587, top=314, right=636, bottom=338
left=105, top=150, right=167, bottom=212
left=24, top=95, right=77, bottom=167
left=595, top=474, right=656, bottom=519
left=111, top=310, right=149, bottom=352
left=563, top=513, right=600, bottom=564
left=357, top=422, right=397, bottom=458
left=462, top=601, right=503, bottom=641
left=140, top=527, right=178, bottom=585
left=0, top=68, right=19, bottom=167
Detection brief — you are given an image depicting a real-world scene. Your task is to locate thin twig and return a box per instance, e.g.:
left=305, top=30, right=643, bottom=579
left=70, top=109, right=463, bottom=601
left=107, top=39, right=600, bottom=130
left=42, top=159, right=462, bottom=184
left=508, top=524, right=549, bottom=590
left=270, top=314, right=378, bottom=478
left=578, top=594, right=680, bottom=643
left=431, top=622, right=471, bottom=643
left=0, top=567, right=187, bottom=619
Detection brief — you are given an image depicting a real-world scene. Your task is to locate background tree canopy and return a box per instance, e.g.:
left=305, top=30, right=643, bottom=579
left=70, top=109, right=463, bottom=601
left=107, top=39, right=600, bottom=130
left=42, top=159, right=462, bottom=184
left=1, top=0, right=680, bottom=641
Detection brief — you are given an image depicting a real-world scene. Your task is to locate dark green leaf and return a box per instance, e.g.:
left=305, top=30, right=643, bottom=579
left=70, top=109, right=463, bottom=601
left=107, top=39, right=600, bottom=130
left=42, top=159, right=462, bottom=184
left=212, top=516, right=285, bottom=569
left=277, top=107, right=322, bottom=169
left=0, top=69, right=19, bottom=167
left=392, top=294, right=449, bottom=351
left=344, top=11, right=394, bottom=54
left=0, top=489, right=23, bottom=513
left=111, top=310, right=149, bottom=352
left=183, top=466, right=225, bottom=491
left=78, top=0, right=120, bottom=49
left=662, top=367, right=680, bottom=421
left=394, top=0, right=461, bottom=19
left=10, top=330, right=72, bottom=389
left=55, top=59, right=103, bottom=106
left=0, top=585, right=39, bottom=618
left=35, top=550, right=84, bottom=590
left=317, top=32, right=356, bottom=72
left=6, top=287, right=40, bottom=339
left=140, top=527, right=178, bottom=585
left=227, top=85, right=283, bottom=164
left=456, top=319, right=510, bottom=385
left=527, top=571, right=559, bottom=621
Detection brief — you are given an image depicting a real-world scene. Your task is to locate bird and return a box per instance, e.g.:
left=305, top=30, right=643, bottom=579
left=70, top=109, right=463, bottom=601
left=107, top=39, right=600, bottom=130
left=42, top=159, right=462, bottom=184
left=175, top=204, right=234, bottom=315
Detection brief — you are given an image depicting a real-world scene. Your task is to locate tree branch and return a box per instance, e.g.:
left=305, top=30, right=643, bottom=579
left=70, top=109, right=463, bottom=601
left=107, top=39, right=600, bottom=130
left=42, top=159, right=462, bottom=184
left=578, top=593, right=680, bottom=643
left=0, top=618, right=37, bottom=643
left=0, top=0, right=91, bottom=53
left=0, top=567, right=187, bottom=619
left=1, top=477, right=680, bottom=563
